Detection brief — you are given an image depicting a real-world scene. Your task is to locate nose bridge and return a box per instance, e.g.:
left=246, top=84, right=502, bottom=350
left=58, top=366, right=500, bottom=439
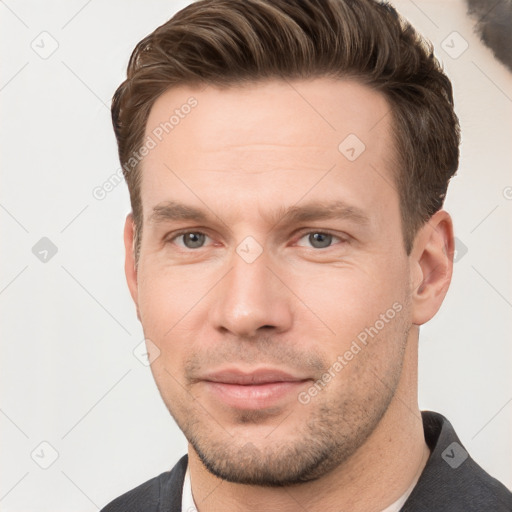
left=211, top=247, right=292, bottom=336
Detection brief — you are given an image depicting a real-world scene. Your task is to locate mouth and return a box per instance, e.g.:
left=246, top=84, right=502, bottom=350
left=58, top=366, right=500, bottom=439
left=199, top=368, right=311, bottom=410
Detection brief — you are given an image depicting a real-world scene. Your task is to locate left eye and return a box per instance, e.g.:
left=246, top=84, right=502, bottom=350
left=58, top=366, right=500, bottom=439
left=297, top=232, right=340, bottom=249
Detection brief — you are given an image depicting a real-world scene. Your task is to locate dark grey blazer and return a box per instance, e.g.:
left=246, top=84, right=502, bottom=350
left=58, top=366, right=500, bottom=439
left=101, top=411, right=512, bottom=511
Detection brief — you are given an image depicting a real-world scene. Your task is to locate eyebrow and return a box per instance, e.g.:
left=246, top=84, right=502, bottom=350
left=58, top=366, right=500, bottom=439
left=274, top=201, right=370, bottom=227
left=149, top=201, right=209, bottom=224
left=148, top=200, right=369, bottom=228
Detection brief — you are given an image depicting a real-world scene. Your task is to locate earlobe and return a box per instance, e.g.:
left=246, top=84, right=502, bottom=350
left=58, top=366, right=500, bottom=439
left=123, top=213, right=140, bottom=320
left=410, top=210, right=454, bottom=326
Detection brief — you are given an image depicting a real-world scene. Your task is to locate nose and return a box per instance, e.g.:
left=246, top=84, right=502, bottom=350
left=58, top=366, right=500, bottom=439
left=210, top=249, right=294, bottom=338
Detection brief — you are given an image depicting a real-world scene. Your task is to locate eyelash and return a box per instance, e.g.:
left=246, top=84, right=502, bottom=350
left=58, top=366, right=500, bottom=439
left=166, top=229, right=347, bottom=249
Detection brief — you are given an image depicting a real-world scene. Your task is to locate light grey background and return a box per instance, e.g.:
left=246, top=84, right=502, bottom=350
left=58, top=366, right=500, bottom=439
left=1, top=0, right=511, bottom=510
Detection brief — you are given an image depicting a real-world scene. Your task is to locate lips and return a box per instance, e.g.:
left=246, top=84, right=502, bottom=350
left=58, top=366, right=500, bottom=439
left=199, top=368, right=310, bottom=409
left=202, top=369, right=307, bottom=385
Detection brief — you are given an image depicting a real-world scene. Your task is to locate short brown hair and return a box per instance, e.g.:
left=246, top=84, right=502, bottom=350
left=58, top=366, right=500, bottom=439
left=112, top=0, right=460, bottom=258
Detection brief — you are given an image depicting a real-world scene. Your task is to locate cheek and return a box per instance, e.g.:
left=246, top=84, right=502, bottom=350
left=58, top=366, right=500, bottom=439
left=287, top=259, right=409, bottom=351
left=293, top=267, right=411, bottom=402
left=136, top=259, right=224, bottom=383
left=137, top=269, right=201, bottom=395
left=136, top=259, right=214, bottom=334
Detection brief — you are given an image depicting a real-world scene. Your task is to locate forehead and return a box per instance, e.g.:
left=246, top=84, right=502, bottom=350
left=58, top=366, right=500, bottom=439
left=141, top=78, right=398, bottom=224
left=145, top=78, right=392, bottom=158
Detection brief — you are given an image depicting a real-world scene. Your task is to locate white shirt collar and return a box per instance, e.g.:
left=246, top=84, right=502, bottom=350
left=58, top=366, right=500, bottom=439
left=181, top=464, right=418, bottom=512
left=181, top=465, right=197, bottom=512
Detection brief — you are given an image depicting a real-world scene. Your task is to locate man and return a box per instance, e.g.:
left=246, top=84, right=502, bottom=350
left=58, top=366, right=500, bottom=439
left=102, top=0, right=512, bottom=510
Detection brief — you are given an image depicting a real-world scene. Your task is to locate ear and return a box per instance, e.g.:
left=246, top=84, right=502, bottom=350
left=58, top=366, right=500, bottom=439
left=124, top=213, right=140, bottom=321
left=410, top=210, right=454, bottom=325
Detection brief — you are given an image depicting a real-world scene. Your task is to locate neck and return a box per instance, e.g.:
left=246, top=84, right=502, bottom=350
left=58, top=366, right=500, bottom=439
left=188, top=328, right=429, bottom=512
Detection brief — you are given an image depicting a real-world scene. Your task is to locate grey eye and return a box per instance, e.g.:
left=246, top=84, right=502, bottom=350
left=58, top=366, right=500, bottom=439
left=181, top=232, right=206, bottom=248
left=308, top=232, right=333, bottom=248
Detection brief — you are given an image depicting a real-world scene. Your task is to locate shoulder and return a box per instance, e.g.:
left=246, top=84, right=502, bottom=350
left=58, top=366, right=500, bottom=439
left=101, top=455, right=188, bottom=512
left=403, top=411, right=512, bottom=511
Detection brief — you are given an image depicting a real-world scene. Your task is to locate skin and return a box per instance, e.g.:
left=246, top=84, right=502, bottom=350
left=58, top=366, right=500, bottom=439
left=124, top=78, right=454, bottom=512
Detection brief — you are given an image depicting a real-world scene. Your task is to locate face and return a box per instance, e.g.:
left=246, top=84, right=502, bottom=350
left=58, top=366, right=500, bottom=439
left=127, top=78, right=418, bottom=485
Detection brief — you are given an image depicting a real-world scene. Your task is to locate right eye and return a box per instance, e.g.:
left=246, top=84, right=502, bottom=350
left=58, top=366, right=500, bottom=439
left=171, top=231, right=210, bottom=249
